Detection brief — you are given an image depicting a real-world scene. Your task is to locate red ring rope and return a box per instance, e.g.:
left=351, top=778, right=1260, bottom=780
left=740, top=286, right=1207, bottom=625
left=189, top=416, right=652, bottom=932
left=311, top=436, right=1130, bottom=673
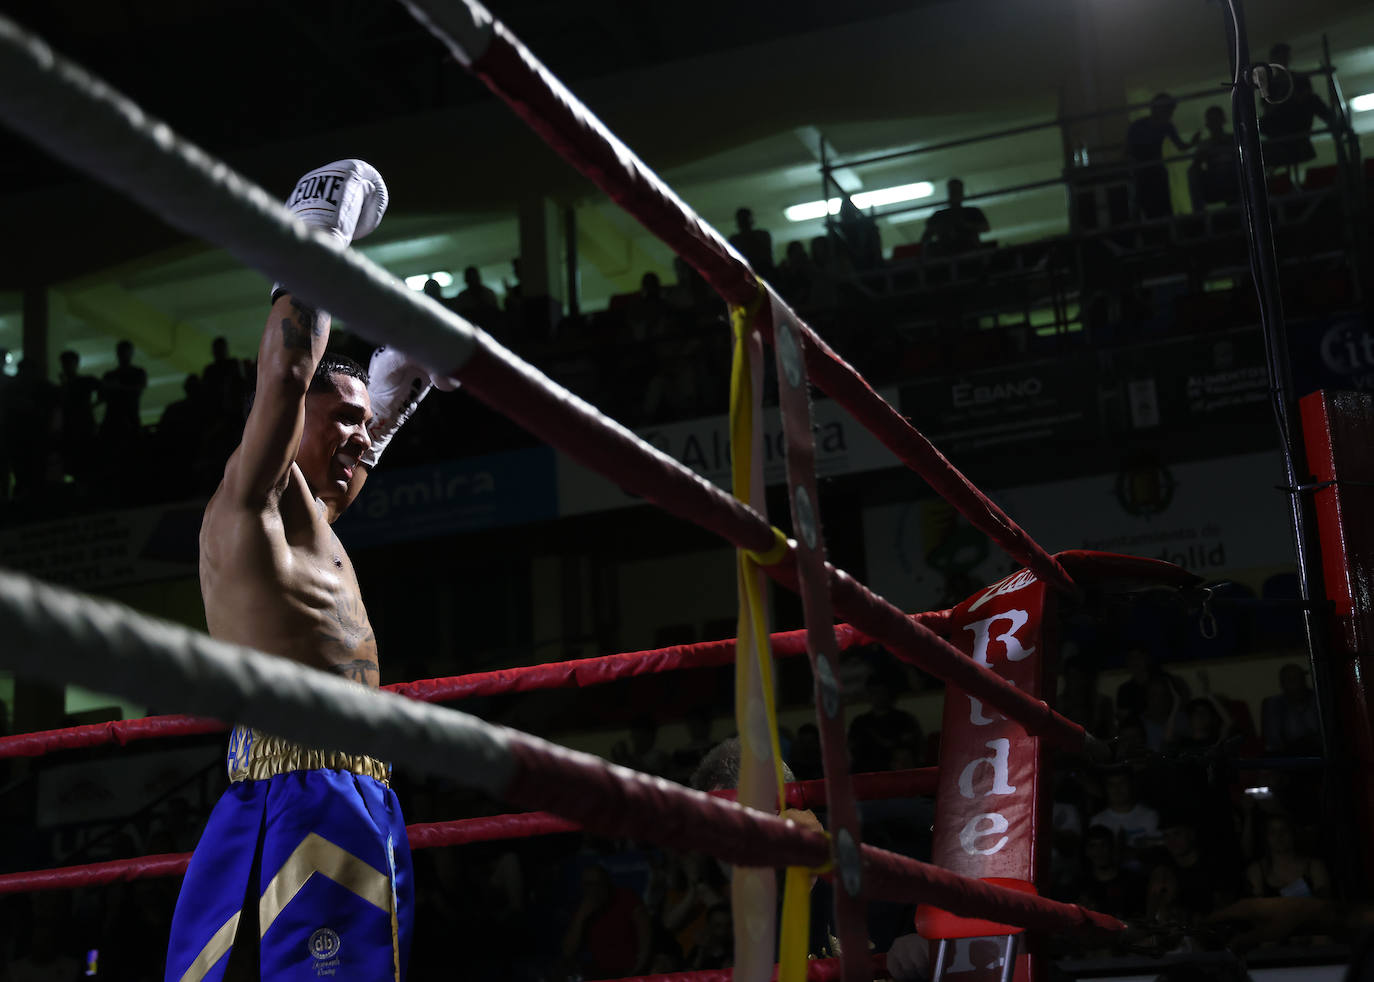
left=0, top=729, right=1121, bottom=932
left=457, top=342, right=1092, bottom=752
left=410, top=3, right=1077, bottom=598
left=0, top=769, right=936, bottom=894
left=499, top=734, right=1122, bottom=933
left=0, top=615, right=953, bottom=760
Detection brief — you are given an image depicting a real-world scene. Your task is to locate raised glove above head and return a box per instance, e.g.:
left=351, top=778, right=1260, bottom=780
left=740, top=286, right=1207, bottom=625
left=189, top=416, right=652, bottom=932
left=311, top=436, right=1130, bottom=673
left=273, top=159, right=387, bottom=304
left=359, top=345, right=460, bottom=471
left=285, top=159, right=388, bottom=246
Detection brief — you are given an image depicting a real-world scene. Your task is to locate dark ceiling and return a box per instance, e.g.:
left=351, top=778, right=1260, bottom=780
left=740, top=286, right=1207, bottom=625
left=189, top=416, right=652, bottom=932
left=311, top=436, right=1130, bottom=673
left=2, top=0, right=1368, bottom=289
left=0, top=0, right=935, bottom=196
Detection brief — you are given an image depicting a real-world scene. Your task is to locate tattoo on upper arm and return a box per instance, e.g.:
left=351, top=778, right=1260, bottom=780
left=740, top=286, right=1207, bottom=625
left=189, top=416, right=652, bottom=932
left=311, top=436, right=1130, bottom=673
left=331, top=658, right=380, bottom=684
left=280, top=299, right=325, bottom=351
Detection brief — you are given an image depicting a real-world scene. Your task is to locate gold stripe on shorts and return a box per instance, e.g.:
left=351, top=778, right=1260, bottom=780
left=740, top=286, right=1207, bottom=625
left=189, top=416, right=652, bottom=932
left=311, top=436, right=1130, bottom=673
left=227, top=726, right=390, bottom=785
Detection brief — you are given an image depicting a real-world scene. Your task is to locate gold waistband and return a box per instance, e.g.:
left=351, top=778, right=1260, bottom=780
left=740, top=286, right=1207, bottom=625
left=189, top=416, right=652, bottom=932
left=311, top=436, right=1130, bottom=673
left=227, top=726, right=390, bottom=786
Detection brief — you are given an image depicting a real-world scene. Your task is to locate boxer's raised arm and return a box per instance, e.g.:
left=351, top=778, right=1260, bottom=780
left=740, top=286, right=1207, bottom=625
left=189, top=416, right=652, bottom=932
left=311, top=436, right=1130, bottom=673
left=226, top=294, right=330, bottom=506
left=219, top=160, right=388, bottom=508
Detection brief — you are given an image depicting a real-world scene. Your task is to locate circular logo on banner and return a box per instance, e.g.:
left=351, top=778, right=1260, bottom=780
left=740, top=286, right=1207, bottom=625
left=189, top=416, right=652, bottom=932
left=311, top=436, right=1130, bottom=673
left=308, top=928, right=341, bottom=961
left=1114, top=455, right=1176, bottom=517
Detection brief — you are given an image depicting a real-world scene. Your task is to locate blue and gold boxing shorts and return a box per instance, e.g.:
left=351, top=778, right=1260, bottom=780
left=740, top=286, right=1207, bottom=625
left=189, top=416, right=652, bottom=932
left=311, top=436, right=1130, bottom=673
left=164, top=726, right=413, bottom=982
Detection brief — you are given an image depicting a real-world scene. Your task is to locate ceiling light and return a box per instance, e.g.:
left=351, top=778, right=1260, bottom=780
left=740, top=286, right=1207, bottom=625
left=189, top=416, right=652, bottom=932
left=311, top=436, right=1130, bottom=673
left=404, top=274, right=430, bottom=291
left=784, top=181, right=935, bottom=222
left=430, top=270, right=453, bottom=288
left=853, top=182, right=935, bottom=209
left=784, top=199, right=841, bottom=222
left=1351, top=93, right=1374, bottom=112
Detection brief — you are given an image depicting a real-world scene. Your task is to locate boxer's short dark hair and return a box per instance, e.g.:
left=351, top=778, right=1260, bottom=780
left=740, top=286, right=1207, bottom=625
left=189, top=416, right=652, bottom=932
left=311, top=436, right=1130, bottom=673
left=310, top=353, right=369, bottom=393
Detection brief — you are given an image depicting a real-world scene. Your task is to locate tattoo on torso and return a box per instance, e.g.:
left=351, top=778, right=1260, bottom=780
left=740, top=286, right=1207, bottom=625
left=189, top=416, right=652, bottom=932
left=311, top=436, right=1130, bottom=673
left=317, top=573, right=378, bottom=684
left=279, top=298, right=325, bottom=351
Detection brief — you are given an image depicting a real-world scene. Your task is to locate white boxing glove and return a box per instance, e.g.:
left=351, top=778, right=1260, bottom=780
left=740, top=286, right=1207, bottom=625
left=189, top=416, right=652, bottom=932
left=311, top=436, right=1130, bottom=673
left=273, top=159, right=388, bottom=302
left=359, top=346, right=460, bottom=470
left=285, top=158, right=388, bottom=245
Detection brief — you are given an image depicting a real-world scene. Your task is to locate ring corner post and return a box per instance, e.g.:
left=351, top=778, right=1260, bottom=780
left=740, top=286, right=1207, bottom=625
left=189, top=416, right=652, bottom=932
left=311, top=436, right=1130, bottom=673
left=1298, top=389, right=1374, bottom=894
left=930, top=570, right=1055, bottom=981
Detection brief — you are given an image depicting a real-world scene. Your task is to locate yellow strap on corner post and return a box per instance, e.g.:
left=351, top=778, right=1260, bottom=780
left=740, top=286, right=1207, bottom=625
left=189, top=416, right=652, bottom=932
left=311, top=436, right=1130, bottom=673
left=729, top=297, right=787, bottom=812
left=778, top=863, right=816, bottom=981
left=729, top=296, right=812, bottom=982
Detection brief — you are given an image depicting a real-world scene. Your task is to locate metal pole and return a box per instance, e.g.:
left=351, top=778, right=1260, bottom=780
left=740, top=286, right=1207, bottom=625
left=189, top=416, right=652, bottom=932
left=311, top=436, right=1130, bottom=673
left=1322, top=33, right=1370, bottom=302
left=562, top=203, right=579, bottom=322
left=830, top=85, right=1223, bottom=171
left=1220, top=0, right=1357, bottom=896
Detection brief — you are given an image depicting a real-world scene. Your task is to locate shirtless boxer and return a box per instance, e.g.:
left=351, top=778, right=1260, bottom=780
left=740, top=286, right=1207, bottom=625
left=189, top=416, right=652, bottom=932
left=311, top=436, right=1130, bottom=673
left=165, top=160, right=451, bottom=982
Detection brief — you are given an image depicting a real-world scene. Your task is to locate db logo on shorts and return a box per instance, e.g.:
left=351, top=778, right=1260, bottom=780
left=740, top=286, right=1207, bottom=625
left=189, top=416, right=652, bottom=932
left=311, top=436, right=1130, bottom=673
left=309, top=928, right=341, bottom=961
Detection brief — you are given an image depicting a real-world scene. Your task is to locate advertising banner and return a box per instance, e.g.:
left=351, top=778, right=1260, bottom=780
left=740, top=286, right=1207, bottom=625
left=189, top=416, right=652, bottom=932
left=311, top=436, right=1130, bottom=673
left=929, top=569, right=1050, bottom=980
left=0, top=503, right=201, bottom=591
left=35, top=745, right=219, bottom=828
left=556, top=390, right=902, bottom=516
left=863, top=451, right=1293, bottom=615
left=335, top=446, right=558, bottom=549
left=900, top=355, right=1098, bottom=458
left=1290, top=311, right=1374, bottom=397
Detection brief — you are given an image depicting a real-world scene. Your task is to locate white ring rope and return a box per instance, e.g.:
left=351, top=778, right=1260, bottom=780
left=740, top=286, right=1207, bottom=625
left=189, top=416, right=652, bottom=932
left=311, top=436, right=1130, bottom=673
left=400, top=0, right=497, bottom=68
left=0, top=568, right=517, bottom=796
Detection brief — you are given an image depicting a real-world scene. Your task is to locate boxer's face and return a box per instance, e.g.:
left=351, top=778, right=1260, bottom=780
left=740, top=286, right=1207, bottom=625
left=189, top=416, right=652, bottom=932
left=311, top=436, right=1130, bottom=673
left=299, top=374, right=372, bottom=518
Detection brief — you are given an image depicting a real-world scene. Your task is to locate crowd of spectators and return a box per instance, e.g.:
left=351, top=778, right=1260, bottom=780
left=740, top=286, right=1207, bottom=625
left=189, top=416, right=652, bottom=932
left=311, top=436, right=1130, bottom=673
left=0, top=36, right=1349, bottom=528
left=1046, top=652, right=1331, bottom=960
left=0, top=54, right=1349, bottom=525
left=0, top=335, right=254, bottom=518
left=2, top=639, right=1338, bottom=980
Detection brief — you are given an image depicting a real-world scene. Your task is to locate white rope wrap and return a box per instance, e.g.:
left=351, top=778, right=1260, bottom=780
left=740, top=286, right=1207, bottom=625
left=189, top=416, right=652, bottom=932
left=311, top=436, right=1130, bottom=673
left=400, top=0, right=495, bottom=68
left=0, top=15, right=476, bottom=384
left=0, top=568, right=516, bottom=795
